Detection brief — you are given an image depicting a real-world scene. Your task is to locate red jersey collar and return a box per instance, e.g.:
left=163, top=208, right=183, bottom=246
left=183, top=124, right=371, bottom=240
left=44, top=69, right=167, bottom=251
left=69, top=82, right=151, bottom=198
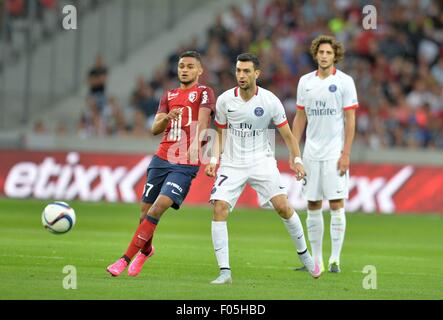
left=179, top=82, right=199, bottom=92
left=315, top=67, right=337, bottom=76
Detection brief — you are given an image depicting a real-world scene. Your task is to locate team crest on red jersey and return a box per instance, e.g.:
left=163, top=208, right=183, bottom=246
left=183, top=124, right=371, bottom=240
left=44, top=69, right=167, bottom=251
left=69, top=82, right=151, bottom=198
left=188, top=92, right=197, bottom=103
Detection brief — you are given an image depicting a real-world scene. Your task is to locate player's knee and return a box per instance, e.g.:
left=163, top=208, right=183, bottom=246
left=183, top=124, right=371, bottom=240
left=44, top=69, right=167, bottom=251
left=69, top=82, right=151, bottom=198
left=308, top=201, right=322, bottom=210
left=213, top=201, right=229, bottom=221
left=329, top=200, right=343, bottom=211
left=274, top=202, right=292, bottom=219
left=148, top=203, right=167, bottom=219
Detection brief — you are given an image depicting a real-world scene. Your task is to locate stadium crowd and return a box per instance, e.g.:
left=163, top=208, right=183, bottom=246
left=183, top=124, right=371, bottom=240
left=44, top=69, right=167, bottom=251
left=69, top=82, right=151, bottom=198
left=75, top=0, right=443, bottom=149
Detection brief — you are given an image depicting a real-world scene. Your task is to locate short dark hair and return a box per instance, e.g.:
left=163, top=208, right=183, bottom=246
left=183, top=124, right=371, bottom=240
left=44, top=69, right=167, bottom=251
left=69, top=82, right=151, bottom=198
left=179, top=50, right=202, bottom=63
left=237, top=53, right=260, bottom=70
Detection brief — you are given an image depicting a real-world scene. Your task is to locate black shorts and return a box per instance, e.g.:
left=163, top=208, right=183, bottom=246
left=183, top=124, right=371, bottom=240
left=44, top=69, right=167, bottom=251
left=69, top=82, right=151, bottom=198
left=141, top=155, right=199, bottom=210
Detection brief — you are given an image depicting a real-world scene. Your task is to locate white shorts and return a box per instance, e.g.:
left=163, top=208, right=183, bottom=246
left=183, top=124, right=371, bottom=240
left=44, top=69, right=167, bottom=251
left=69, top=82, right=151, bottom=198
left=210, top=157, right=287, bottom=210
left=302, top=158, right=349, bottom=201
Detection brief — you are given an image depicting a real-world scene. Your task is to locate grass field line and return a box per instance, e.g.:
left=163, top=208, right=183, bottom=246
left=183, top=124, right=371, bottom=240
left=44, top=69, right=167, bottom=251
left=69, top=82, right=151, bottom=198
left=0, top=254, right=70, bottom=261
left=350, top=270, right=443, bottom=277
left=361, top=254, right=431, bottom=261
left=3, top=254, right=440, bottom=278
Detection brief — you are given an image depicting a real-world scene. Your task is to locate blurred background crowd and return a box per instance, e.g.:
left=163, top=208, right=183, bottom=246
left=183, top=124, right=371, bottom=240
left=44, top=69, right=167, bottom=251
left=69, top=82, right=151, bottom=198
left=11, top=0, right=443, bottom=149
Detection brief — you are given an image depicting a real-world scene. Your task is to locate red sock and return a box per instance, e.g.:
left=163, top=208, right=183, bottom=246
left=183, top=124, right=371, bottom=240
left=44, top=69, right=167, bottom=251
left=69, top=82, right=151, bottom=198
left=141, top=236, right=153, bottom=256
left=124, top=219, right=157, bottom=260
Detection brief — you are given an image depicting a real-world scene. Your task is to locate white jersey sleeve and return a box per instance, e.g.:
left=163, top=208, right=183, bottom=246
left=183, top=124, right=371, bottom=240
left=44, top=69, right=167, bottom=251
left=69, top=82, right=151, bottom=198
left=342, top=76, right=358, bottom=110
left=271, top=95, right=288, bottom=128
left=214, top=93, right=227, bottom=128
left=296, top=77, right=306, bottom=108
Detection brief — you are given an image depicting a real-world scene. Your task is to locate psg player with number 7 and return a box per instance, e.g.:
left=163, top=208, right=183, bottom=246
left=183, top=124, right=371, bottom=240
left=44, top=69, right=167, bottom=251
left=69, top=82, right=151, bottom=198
left=107, top=51, right=215, bottom=277
left=205, top=53, right=321, bottom=284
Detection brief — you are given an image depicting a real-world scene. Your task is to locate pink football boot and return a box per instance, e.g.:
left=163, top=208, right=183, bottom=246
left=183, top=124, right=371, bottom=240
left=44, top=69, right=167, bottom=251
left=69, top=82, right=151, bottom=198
left=106, top=258, right=128, bottom=277
left=128, top=246, right=155, bottom=277
left=310, top=262, right=322, bottom=279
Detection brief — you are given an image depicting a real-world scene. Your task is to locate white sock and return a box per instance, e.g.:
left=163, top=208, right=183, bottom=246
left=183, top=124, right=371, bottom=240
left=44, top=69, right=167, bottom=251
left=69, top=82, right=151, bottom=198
left=307, top=209, right=324, bottom=266
left=282, top=211, right=314, bottom=271
left=329, top=208, right=346, bottom=265
left=212, top=221, right=230, bottom=270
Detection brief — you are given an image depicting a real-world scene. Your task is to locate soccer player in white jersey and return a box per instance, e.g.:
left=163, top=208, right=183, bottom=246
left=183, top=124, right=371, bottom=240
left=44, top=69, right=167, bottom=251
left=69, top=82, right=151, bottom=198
left=205, top=53, right=321, bottom=284
left=293, top=35, right=358, bottom=273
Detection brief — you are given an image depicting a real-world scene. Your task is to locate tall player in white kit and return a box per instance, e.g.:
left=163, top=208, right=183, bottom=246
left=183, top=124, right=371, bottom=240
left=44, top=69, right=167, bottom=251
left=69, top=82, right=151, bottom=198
left=293, top=35, right=358, bottom=273
left=205, top=53, right=321, bottom=284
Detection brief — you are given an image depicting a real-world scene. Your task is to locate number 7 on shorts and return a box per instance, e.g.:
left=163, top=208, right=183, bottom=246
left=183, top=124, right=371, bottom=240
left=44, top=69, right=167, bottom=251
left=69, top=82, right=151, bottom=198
left=217, top=175, right=228, bottom=186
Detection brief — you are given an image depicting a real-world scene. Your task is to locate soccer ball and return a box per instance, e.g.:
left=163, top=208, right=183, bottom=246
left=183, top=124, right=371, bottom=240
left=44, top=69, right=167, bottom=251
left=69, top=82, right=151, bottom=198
left=42, top=202, right=76, bottom=234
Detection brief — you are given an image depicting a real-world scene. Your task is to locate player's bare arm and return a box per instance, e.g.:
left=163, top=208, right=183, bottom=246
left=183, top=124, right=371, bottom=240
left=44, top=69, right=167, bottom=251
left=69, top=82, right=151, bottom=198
left=205, top=126, right=224, bottom=177
left=292, top=108, right=307, bottom=145
left=151, top=109, right=182, bottom=135
left=338, top=108, right=356, bottom=176
left=189, top=107, right=212, bottom=164
left=277, top=123, right=305, bottom=180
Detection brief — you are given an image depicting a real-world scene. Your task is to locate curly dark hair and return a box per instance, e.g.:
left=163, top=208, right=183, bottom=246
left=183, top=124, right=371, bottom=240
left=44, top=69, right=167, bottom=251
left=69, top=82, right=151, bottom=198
left=310, top=35, right=345, bottom=64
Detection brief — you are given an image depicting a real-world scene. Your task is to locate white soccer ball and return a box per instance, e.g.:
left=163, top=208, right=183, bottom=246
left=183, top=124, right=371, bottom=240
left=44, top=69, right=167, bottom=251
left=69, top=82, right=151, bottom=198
left=42, top=202, right=76, bottom=234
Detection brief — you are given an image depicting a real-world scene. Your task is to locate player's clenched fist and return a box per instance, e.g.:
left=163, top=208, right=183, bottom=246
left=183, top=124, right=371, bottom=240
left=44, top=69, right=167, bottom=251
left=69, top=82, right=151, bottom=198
left=205, top=163, right=217, bottom=177
left=289, top=156, right=306, bottom=181
left=166, top=108, right=182, bottom=121
left=292, top=162, right=306, bottom=181
left=337, top=152, right=350, bottom=176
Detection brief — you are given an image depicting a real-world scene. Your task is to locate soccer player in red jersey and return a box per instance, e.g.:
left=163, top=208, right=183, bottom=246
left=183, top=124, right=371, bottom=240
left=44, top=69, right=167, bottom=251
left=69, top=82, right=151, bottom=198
left=107, top=51, right=215, bottom=277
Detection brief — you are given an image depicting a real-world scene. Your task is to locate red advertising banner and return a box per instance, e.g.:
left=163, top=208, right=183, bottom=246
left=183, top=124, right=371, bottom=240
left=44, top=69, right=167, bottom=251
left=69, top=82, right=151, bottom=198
left=1, top=150, right=442, bottom=214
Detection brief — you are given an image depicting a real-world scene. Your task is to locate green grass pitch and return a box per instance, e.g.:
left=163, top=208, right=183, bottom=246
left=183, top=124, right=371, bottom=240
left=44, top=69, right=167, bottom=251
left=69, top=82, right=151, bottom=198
left=0, top=198, right=442, bottom=300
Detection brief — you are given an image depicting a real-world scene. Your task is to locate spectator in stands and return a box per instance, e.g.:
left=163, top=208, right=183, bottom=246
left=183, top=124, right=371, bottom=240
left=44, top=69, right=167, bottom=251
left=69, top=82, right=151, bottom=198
left=6, top=0, right=25, bottom=18
left=129, top=109, right=150, bottom=137
left=77, top=96, right=106, bottom=138
left=208, top=13, right=229, bottom=44
left=87, top=54, right=108, bottom=113
left=428, top=113, right=443, bottom=149
left=104, top=96, right=128, bottom=136
left=3, top=0, right=25, bottom=58
left=148, top=67, right=171, bottom=102
left=33, top=119, right=47, bottom=134
left=131, top=76, right=159, bottom=127
left=71, top=0, right=442, bottom=151
left=37, top=0, right=58, bottom=38
left=55, top=121, right=68, bottom=136
left=431, top=57, right=443, bottom=86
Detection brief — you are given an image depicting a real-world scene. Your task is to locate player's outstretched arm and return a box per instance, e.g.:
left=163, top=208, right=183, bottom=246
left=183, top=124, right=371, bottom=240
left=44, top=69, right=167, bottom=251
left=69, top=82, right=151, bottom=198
left=277, top=123, right=305, bottom=180
left=151, top=109, right=181, bottom=135
left=292, top=108, right=307, bottom=145
left=338, top=109, right=356, bottom=176
left=205, top=127, right=223, bottom=177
